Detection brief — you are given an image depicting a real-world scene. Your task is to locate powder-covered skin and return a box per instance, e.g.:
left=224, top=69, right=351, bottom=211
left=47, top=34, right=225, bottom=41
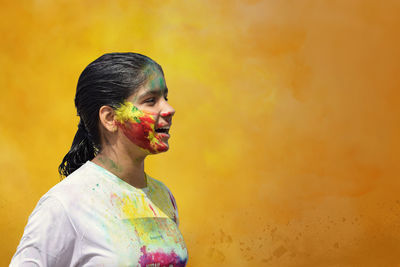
left=114, top=101, right=168, bottom=154
left=97, top=156, right=123, bottom=173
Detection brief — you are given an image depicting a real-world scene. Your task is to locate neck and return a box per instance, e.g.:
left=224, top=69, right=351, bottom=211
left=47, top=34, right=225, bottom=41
left=92, top=147, right=148, bottom=189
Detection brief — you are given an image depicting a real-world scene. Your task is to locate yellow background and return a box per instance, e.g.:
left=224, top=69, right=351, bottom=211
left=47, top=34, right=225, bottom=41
left=1, top=0, right=400, bottom=266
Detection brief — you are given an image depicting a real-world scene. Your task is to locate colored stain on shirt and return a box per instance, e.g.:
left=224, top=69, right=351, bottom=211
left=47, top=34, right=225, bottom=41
left=149, top=203, right=158, bottom=216
left=103, top=177, right=186, bottom=266
left=139, top=245, right=187, bottom=267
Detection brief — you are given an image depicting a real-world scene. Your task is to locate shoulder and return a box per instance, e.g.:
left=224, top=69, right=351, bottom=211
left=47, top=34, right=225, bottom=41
left=46, top=161, right=97, bottom=202
left=10, top=195, right=77, bottom=266
left=20, top=163, right=97, bottom=236
left=10, top=163, right=99, bottom=265
left=24, top=194, right=76, bottom=236
left=31, top=162, right=100, bottom=233
left=27, top=194, right=69, bottom=225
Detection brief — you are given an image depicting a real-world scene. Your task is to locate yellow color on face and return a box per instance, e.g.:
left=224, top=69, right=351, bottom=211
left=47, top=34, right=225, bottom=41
left=114, top=101, right=149, bottom=124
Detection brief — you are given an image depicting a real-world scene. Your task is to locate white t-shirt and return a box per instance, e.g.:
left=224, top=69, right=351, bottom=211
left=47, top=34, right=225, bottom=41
left=10, top=161, right=188, bottom=267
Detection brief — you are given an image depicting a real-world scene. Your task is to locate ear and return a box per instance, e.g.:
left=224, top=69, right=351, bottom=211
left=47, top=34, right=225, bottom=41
left=98, top=105, right=117, bottom=132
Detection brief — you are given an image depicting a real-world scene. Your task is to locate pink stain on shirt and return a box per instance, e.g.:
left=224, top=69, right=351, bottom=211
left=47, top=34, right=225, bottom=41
left=110, top=193, right=118, bottom=206
left=168, top=192, right=177, bottom=211
left=139, top=245, right=186, bottom=267
left=149, top=203, right=157, bottom=217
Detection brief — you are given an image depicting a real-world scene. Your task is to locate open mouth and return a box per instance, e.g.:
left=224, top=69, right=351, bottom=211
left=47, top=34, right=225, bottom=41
left=155, top=127, right=169, bottom=134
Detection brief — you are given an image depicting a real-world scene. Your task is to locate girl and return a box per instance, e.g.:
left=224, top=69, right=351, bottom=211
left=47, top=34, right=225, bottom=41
left=10, top=53, right=188, bottom=266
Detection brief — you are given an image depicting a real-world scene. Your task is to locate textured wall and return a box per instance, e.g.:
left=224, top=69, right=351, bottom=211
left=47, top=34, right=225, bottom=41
left=1, top=0, right=400, bottom=266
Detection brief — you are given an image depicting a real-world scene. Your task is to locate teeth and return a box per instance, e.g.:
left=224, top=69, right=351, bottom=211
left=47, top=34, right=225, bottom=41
left=155, top=127, right=169, bottom=133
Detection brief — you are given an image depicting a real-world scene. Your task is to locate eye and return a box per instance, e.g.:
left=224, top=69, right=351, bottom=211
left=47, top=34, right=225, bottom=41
left=164, top=96, right=169, bottom=101
left=145, top=97, right=155, bottom=104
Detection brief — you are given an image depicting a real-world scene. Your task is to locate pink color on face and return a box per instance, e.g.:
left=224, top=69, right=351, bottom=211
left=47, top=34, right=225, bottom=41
left=160, top=111, right=174, bottom=117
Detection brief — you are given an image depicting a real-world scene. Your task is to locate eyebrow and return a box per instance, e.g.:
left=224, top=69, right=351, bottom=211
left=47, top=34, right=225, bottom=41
left=138, top=87, right=168, bottom=99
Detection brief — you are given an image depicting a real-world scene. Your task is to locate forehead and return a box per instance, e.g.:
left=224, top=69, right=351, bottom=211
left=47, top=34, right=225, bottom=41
left=143, top=63, right=161, bottom=77
left=126, top=69, right=167, bottom=102
left=143, top=64, right=166, bottom=88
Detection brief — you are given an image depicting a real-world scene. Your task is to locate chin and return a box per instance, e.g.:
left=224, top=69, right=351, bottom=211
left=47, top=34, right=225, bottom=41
left=142, top=142, right=169, bottom=155
left=153, top=145, right=169, bottom=154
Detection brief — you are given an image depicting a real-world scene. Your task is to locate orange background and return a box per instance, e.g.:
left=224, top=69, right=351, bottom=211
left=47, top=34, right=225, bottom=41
left=1, top=0, right=400, bottom=266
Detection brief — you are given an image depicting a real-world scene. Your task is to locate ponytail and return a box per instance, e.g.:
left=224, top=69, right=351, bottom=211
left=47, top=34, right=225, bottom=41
left=58, top=119, right=96, bottom=178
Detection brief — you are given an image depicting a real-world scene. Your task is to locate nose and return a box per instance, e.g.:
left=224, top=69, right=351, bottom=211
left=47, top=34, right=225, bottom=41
left=160, top=101, right=175, bottom=120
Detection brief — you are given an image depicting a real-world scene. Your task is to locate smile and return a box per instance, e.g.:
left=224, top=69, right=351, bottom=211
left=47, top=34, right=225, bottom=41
left=155, top=127, right=170, bottom=134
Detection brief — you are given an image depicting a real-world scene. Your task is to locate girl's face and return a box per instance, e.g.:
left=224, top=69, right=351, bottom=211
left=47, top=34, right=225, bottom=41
left=114, top=67, right=175, bottom=155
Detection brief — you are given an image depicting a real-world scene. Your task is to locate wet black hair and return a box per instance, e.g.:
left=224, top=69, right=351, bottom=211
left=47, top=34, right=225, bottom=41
left=58, top=52, right=163, bottom=177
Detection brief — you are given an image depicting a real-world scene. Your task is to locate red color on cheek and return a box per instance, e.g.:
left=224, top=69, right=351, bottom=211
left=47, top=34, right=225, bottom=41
left=116, top=114, right=168, bottom=154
